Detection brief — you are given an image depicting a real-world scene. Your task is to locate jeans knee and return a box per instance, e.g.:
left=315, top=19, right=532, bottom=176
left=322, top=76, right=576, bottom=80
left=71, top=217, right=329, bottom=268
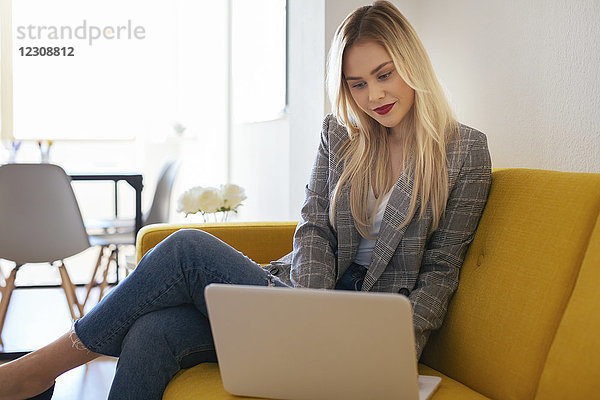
left=169, top=228, right=208, bottom=243
left=166, top=229, right=215, bottom=251
left=121, top=313, right=167, bottom=356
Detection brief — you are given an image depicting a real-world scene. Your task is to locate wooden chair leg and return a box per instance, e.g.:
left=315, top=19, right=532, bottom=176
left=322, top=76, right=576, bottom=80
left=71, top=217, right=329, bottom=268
left=98, top=249, right=117, bottom=301
left=0, top=267, right=18, bottom=349
left=58, top=261, right=83, bottom=320
left=83, top=245, right=106, bottom=309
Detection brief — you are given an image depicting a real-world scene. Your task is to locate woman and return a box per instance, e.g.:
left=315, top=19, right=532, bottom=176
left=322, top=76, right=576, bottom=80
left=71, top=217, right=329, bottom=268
left=0, top=1, right=491, bottom=399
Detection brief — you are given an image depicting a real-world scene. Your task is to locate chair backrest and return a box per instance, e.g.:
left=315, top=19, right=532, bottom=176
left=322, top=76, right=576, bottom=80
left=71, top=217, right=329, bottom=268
left=0, top=163, right=90, bottom=265
left=144, top=160, right=181, bottom=226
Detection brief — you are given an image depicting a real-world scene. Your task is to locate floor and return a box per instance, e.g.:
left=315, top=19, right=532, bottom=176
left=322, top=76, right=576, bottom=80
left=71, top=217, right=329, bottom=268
left=0, top=246, right=134, bottom=400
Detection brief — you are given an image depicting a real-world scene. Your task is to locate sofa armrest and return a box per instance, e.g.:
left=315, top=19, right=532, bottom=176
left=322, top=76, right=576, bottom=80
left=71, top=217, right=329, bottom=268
left=135, top=221, right=298, bottom=266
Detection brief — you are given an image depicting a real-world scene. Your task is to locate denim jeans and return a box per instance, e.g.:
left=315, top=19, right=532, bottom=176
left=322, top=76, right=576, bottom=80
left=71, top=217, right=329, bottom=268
left=74, top=229, right=287, bottom=400
left=74, top=229, right=367, bottom=400
left=334, top=263, right=368, bottom=291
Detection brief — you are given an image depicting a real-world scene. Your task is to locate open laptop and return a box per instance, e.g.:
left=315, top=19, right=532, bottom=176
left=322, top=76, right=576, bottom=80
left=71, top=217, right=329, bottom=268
left=205, top=284, right=441, bottom=400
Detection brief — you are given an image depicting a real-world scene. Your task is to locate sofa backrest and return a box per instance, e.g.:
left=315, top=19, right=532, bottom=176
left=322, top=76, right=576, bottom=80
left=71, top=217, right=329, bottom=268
left=420, top=169, right=600, bottom=400
left=136, top=222, right=296, bottom=265
left=534, top=213, right=600, bottom=399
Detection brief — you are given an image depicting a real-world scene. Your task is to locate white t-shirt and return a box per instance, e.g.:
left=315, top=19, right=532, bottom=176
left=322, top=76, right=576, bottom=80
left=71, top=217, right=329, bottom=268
left=353, top=187, right=393, bottom=267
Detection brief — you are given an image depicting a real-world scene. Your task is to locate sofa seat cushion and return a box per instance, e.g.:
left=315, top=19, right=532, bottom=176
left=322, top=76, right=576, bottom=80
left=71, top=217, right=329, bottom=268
left=162, top=362, right=490, bottom=400
left=163, top=363, right=255, bottom=400
left=418, top=364, right=491, bottom=400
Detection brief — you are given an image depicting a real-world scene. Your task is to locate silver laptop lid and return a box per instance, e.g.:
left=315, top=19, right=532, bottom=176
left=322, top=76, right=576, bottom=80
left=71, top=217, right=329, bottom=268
left=205, top=284, right=422, bottom=400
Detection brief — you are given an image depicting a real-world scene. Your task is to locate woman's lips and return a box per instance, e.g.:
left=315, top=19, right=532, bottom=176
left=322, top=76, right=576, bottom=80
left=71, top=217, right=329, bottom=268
left=373, top=102, right=395, bottom=115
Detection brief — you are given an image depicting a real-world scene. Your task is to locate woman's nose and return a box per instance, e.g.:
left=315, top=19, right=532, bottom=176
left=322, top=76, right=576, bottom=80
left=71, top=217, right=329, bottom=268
left=368, top=83, right=385, bottom=102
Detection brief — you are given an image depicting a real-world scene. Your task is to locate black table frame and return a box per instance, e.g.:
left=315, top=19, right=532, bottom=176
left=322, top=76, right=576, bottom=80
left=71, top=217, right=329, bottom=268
left=69, top=172, right=144, bottom=236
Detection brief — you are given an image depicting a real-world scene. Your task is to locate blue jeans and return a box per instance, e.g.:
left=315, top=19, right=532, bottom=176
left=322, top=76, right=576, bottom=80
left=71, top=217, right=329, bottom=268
left=334, top=263, right=368, bottom=291
left=74, top=229, right=367, bottom=400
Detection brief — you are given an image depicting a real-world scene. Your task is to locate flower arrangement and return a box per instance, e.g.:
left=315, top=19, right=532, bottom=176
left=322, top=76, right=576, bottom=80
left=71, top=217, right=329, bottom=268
left=177, top=184, right=247, bottom=222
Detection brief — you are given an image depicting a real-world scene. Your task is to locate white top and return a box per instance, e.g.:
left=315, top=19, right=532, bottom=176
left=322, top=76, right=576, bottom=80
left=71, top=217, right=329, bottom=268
left=353, top=187, right=393, bottom=267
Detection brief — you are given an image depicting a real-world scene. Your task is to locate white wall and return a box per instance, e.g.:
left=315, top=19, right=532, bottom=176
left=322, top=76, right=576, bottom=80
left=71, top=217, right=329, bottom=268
left=287, top=0, right=326, bottom=219
left=403, top=0, right=600, bottom=173
left=230, top=117, right=290, bottom=221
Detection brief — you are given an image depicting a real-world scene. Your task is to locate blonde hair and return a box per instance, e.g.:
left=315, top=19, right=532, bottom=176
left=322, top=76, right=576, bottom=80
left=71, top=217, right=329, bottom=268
left=326, top=0, right=458, bottom=238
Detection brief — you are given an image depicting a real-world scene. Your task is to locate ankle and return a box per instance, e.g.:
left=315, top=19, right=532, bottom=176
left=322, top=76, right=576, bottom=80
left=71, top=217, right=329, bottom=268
left=69, top=327, right=91, bottom=353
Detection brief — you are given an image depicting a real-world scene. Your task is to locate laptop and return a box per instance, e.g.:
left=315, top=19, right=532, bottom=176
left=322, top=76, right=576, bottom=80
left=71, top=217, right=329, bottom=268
left=205, top=284, right=441, bottom=400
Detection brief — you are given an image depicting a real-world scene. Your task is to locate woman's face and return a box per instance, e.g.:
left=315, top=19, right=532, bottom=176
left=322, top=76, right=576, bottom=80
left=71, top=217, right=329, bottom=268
left=343, top=40, right=415, bottom=132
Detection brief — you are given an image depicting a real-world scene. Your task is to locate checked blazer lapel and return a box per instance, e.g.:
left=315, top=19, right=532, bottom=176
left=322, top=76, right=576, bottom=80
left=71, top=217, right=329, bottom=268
left=334, top=184, right=362, bottom=281
left=361, top=168, right=419, bottom=292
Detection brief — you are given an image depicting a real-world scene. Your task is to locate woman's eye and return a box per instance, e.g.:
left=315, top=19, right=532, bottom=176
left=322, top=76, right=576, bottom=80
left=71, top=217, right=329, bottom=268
left=352, top=82, right=366, bottom=89
left=379, top=71, right=392, bottom=80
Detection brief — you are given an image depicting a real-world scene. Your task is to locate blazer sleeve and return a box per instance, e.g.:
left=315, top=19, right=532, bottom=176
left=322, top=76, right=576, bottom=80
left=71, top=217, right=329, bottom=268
left=290, top=115, right=339, bottom=289
left=410, top=131, right=492, bottom=359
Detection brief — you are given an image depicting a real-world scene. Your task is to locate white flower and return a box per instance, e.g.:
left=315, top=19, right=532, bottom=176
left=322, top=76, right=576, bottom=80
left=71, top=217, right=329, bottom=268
left=220, top=184, right=247, bottom=211
left=177, top=186, right=224, bottom=215
left=177, top=184, right=246, bottom=218
left=176, top=186, right=202, bottom=215
left=195, top=187, right=224, bottom=213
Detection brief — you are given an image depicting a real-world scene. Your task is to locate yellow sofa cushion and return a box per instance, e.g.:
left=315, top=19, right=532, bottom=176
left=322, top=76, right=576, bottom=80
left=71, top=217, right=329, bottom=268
left=163, top=364, right=261, bottom=400
left=421, top=169, right=600, bottom=400
left=417, top=365, right=491, bottom=400
left=534, top=214, right=600, bottom=399
left=162, top=363, right=491, bottom=400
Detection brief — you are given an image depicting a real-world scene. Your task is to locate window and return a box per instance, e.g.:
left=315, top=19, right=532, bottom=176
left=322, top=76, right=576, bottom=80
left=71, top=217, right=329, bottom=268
left=0, top=0, right=12, bottom=142
left=9, top=0, right=286, bottom=141
left=11, top=0, right=225, bottom=142
left=3, top=0, right=288, bottom=222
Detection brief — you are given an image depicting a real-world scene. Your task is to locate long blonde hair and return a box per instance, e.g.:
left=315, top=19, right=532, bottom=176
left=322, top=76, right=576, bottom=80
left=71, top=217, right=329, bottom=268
left=326, top=0, right=458, bottom=238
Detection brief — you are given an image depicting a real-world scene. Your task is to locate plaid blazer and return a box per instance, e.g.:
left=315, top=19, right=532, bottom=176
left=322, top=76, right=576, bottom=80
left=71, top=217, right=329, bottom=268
left=269, top=114, right=491, bottom=359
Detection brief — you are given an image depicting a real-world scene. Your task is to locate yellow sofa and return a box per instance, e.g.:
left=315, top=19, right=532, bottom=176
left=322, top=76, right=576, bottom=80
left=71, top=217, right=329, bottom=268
left=134, top=169, right=600, bottom=400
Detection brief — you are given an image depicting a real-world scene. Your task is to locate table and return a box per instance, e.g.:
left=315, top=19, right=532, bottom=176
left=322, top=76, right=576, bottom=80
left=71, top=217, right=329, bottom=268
left=69, top=172, right=144, bottom=235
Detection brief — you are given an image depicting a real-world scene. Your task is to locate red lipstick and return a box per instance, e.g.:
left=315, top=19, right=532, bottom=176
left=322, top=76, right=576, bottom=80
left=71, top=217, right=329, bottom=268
left=373, top=102, right=395, bottom=115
